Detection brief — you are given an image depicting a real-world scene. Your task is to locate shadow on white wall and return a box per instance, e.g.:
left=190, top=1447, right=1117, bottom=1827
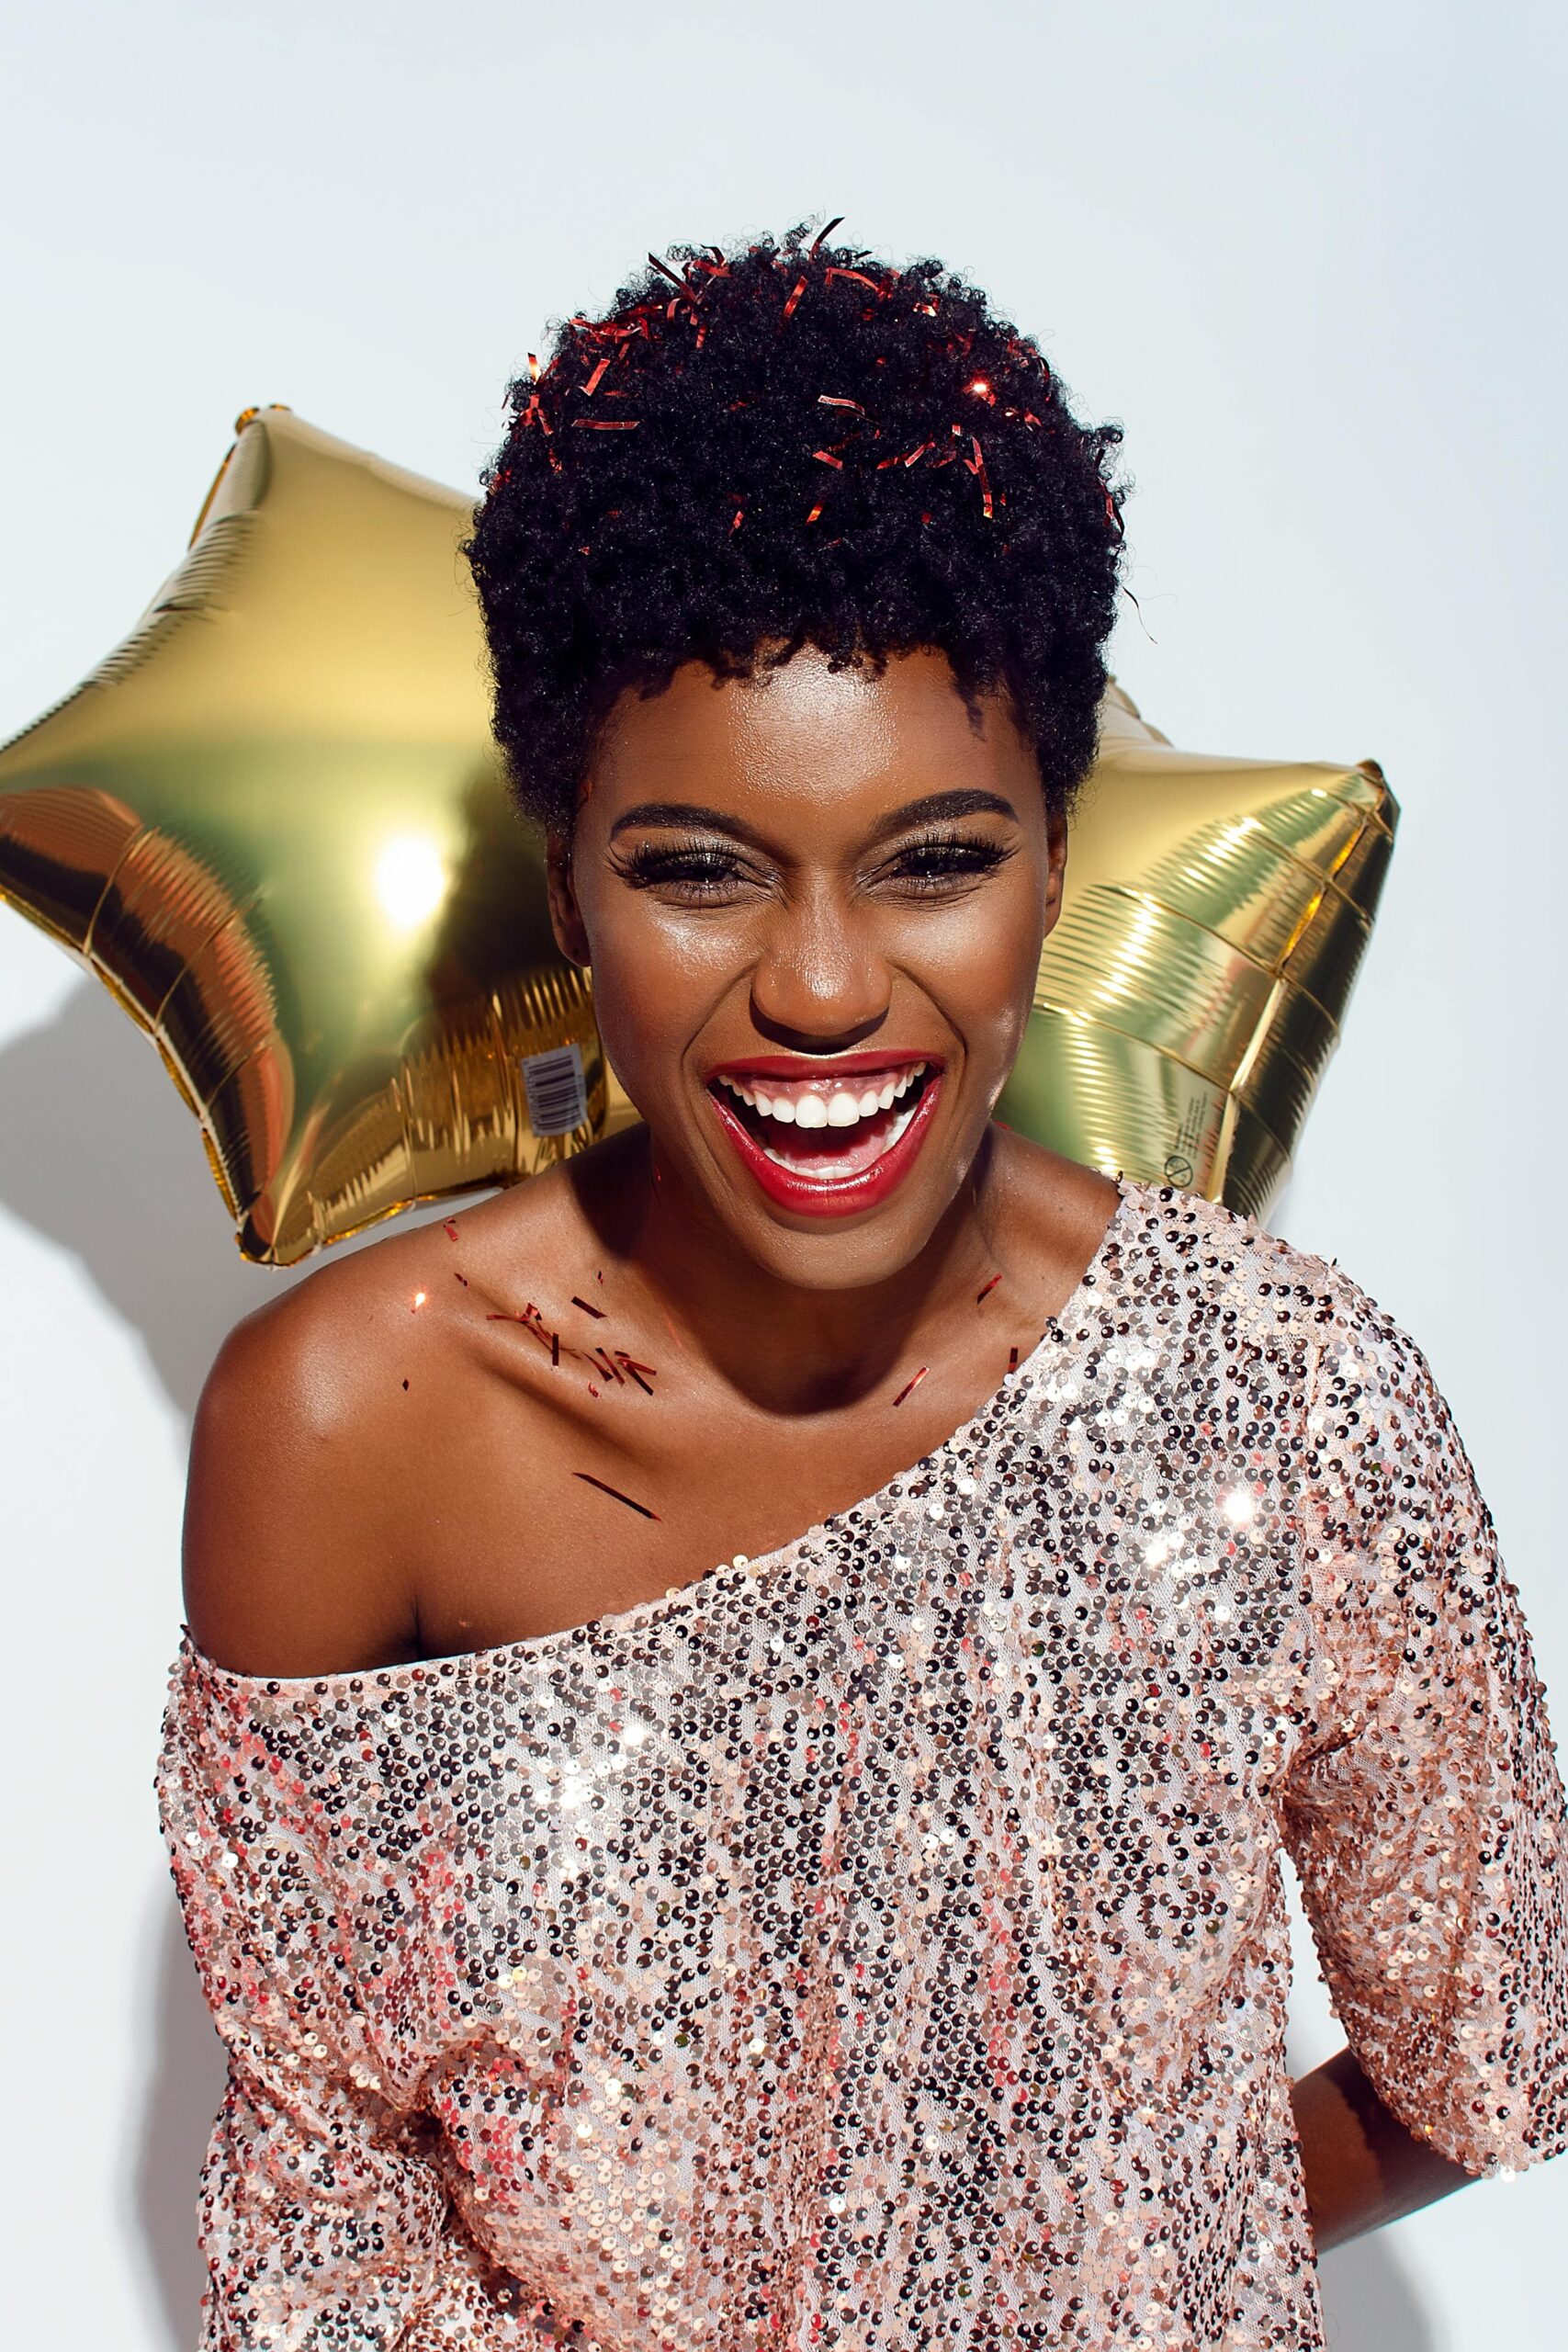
left=2, top=980, right=1444, bottom=2352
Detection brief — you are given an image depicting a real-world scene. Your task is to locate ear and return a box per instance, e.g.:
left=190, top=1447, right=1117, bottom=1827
left=545, top=828, right=592, bottom=968
left=1041, top=798, right=1069, bottom=938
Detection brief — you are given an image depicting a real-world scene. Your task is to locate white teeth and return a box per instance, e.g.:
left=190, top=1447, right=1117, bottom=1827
left=717, top=1061, right=931, bottom=1132
left=759, top=1093, right=922, bottom=1172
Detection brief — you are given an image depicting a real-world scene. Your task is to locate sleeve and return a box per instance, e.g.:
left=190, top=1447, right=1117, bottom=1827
left=158, top=1662, right=558, bottom=2350
left=1280, top=1273, right=1568, bottom=2178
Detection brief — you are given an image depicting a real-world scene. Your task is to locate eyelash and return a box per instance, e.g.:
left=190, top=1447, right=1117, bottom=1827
left=612, top=829, right=1012, bottom=899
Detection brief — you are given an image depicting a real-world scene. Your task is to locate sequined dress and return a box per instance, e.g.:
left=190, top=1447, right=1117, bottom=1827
left=157, top=1181, right=1568, bottom=2350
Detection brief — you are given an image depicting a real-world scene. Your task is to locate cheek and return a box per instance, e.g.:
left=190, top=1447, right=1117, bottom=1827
left=894, top=880, right=1043, bottom=1059
left=581, top=902, right=740, bottom=1099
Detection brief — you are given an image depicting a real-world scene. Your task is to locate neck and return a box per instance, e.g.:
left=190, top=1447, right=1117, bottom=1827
left=585, top=1125, right=1009, bottom=1419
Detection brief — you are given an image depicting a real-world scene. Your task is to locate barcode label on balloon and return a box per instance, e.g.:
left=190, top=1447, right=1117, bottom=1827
left=522, top=1042, right=589, bottom=1136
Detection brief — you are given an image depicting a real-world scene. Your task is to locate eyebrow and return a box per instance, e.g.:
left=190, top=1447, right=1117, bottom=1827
left=607, top=788, right=1020, bottom=846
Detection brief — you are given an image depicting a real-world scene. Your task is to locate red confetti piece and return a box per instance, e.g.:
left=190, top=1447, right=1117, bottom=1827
left=812, top=449, right=844, bottom=469
left=616, top=1353, right=656, bottom=1396
left=902, top=441, right=932, bottom=468
left=808, top=214, right=845, bottom=255
left=731, top=505, right=744, bottom=530
left=824, top=266, right=883, bottom=294
left=572, top=1295, right=605, bottom=1319
left=817, top=393, right=864, bottom=411
left=595, top=1349, right=626, bottom=1385
left=976, top=1273, right=1002, bottom=1305
left=782, top=276, right=807, bottom=319
left=805, top=503, right=823, bottom=524
left=526, top=352, right=541, bottom=381
left=551, top=1330, right=560, bottom=1367
left=892, top=1366, right=930, bottom=1408
left=574, top=1471, right=661, bottom=1521
left=588, top=1383, right=600, bottom=1397
left=647, top=251, right=694, bottom=298
left=1008, top=1347, right=1021, bottom=1373
left=443, top=1218, right=458, bottom=1240
left=581, top=354, right=613, bottom=397
left=453, top=1271, right=469, bottom=1288
left=573, top=418, right=639, bottom=430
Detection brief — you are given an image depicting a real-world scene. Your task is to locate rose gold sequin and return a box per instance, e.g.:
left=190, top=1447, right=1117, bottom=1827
left=157, top=1182, right=1568, bottom=2348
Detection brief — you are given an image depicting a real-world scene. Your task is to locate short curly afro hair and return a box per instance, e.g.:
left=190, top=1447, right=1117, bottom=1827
left=465, top=220, right=1128, bottom=836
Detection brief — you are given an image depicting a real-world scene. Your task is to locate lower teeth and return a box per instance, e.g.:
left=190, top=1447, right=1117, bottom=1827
left=759, top=1096, right=919, bottom=1174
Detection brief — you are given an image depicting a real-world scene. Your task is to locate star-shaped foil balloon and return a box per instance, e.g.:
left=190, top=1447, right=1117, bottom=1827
left=0, top=405, right=1394, bottom=1264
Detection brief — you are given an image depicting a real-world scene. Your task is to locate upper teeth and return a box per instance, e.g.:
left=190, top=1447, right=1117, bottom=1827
left=717, top=1062, right=929, bottom=1128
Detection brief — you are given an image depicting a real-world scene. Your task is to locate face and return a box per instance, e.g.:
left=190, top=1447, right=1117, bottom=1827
left=547, top=643, right=1065, bottom=1290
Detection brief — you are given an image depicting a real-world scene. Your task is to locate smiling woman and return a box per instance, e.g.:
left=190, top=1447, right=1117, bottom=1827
left=155, top=222, right=1568, bottom=2352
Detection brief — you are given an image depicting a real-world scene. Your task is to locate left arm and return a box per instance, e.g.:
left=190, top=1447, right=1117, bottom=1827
left=1280, top=1276, right=1568, bottom=2246
left=1291, top=2044, right=1473, bottom=2251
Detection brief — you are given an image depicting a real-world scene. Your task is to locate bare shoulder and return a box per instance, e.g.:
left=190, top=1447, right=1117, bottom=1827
left=987, top=1130, right=1124, bottom=1308
left=182, top=1208, right=476, bottom=1679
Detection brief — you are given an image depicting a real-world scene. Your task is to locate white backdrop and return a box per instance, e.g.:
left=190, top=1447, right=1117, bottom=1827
left=2, top=3, right=1562, bottom=2342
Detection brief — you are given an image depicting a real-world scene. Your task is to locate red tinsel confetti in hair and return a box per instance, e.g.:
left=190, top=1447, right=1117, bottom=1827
left=812, top=449, right=844, bottom=469
left=808, top=215, right=845, bottom=256
left=574, top=1471, right=661, bottom=1521
left=782, top=276, right=808, bottom=320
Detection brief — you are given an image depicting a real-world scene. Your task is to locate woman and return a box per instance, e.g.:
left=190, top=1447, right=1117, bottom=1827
left=158, top=225, right=1567, bottom=2348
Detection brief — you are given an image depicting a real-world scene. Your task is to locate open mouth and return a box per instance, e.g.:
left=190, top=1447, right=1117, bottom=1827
left=705, top=1057, right=944, bottom=1217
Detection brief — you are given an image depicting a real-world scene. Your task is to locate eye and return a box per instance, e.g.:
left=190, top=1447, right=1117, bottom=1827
left=611, top=839, right=758, bottom=902
left=875, top=831, right=1013, bottom=894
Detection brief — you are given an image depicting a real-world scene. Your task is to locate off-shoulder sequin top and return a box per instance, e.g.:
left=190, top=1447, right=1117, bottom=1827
left=157, top=1181, right=1568, bottom=2350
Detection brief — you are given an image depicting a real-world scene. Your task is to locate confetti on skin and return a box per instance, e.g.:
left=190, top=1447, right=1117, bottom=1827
left=453, top=1272, right=469, bottom=1288
left=976, top=1274, right=1002, bottom=1306
left=442, top=1219, right=458, bottom=1241
left=617, top=1354, right=658, bottom=1396
left=573, top=1470, right=661, bottom=1521
left=551, top=1331, right=560, bottom=1368
left=892, top=1367, right=930, bottom=1408
left=572, top=1295, right=606, bottom=1320
left=1008, top=1346, right=1021, bottom=1373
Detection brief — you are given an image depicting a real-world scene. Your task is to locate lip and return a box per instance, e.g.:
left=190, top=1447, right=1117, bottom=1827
left=705, top=1049, right=937, bottom=1084
left=706, top=1066, right=945, bottom=1220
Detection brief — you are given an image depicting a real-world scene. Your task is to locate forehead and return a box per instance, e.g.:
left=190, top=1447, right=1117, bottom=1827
left=587, top=644, right=1037, bottom=819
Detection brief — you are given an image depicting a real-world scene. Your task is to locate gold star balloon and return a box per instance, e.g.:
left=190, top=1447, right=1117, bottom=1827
left=0, top=406, right=615, bottom=1265
left=998, top=684, right=1396, bottom=1219
left=0, top=405, right=1395, bottom=1264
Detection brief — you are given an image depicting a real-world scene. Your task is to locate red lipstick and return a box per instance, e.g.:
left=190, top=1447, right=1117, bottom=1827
left=705, top=1057, right=945, bottom=1220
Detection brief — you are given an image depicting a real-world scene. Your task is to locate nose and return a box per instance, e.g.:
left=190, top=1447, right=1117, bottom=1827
left=747, top=881, right=890, bottom=1054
